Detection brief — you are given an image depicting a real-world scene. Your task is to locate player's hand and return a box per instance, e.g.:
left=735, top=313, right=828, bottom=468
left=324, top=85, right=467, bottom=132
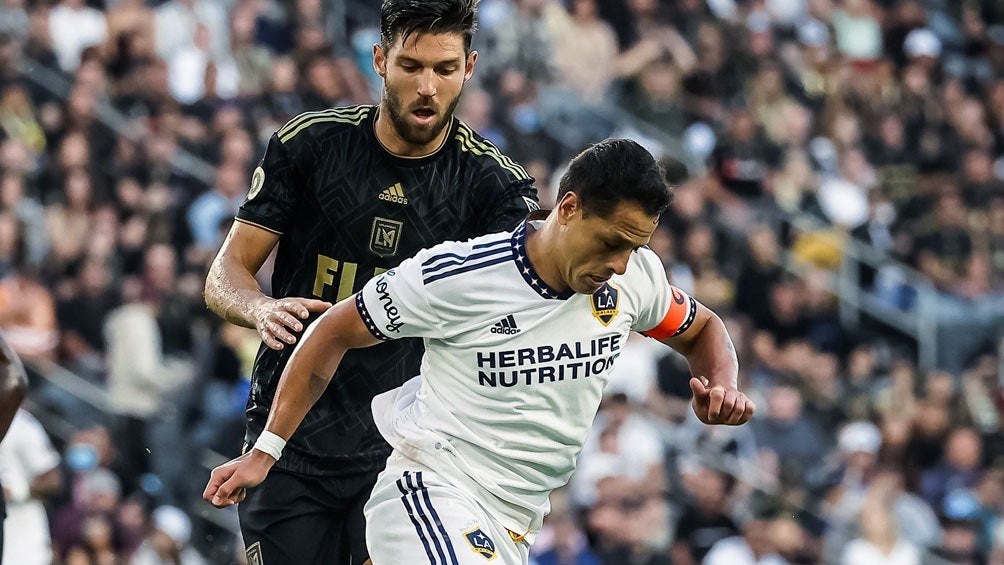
left=254, top=297, right=332, bottom=350
left=689, top=377, right=755, bottom=426
left=203, top=450, right=275, bottom=508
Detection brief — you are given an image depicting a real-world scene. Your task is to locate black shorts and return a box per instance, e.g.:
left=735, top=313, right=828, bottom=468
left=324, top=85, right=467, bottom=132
left=238, top=468, right=377, bottom=565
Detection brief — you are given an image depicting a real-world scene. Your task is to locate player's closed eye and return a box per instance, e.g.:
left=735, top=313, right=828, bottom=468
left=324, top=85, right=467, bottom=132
left=436, top=67, right=457, bottom=76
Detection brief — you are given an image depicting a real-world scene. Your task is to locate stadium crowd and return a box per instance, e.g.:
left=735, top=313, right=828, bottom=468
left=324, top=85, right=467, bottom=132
left=3, top=0, right=1004, bottom=563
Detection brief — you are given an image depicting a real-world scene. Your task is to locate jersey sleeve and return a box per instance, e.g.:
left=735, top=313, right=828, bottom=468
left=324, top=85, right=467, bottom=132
left=477, top=176, right=539, bottom=234
left=355, top=251, right=442, bottom=341
left=630, top=248, right=699, bottom=339
left=236, top=133, right=302, bottom=234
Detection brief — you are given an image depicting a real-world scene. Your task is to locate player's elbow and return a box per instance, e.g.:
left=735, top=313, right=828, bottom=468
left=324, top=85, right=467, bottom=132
left=673, top=307, right=725, bottom=357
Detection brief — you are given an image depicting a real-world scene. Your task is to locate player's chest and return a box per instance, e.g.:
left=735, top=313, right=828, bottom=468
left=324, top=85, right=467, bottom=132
left=310, top=161, right=468, bottom=226
left=457, top=302, right=633, bottom=393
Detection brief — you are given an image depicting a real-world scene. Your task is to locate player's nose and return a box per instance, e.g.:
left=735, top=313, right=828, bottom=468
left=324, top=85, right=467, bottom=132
left=607, top=253, right=630, bottom=276
left=417, top=70, right=437, bottom=97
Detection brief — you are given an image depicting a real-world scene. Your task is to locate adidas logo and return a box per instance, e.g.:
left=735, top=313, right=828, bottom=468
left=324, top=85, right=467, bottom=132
left=378, top=183, right=409, bottom=205
left=490, top=314, right=520, bottom=335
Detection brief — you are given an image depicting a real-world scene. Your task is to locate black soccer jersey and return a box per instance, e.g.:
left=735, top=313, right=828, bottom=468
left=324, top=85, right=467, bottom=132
left=236, top=105, right=538, bottom=476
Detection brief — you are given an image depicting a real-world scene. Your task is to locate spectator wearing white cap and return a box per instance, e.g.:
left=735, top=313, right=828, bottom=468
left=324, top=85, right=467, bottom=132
left=131, top=505, right=207, bottom=565
left=904, top=28, right=943, bottom=60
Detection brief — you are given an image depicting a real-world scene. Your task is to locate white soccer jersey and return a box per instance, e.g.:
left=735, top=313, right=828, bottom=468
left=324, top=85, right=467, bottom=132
left=358, top=220, right=696, bottom=540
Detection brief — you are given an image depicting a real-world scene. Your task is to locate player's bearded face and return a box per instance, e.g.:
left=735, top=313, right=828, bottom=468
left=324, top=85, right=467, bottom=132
left=381, top=33, right=474, bottom=146
left=383, top=82, right=461, bottom=146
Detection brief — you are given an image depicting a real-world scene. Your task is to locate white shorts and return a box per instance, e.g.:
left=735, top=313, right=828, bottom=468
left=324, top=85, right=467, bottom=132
left=364, top=451, right=530, bottom=565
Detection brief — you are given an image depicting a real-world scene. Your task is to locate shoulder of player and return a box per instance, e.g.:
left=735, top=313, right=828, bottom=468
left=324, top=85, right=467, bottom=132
left=620, top=247, right=667, bottom=287
left=274, top=105, right=374, bottom=147
left=410, top=231, right=514, bottom=289
left=451, top=120, right=532, bottom=184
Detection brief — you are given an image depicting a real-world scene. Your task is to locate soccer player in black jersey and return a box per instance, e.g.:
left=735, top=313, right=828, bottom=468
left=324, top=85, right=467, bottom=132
left=202, top=1, right=538, bottom=563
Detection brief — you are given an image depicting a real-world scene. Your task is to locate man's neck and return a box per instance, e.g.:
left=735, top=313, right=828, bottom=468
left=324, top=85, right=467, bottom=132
left=525, top=219, right=569, bottom=293
left=374, top=106, right=451, bottom=158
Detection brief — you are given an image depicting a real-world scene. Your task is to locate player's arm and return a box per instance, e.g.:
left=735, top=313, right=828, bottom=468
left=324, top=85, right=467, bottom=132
left=640, top=276, right=753, bottom=426
left=262, top=299, right=380, bottom=441
left=204, top=133, right=331, bottom=350
left=0, top=331, right=27, bottom=441
left=205, top=222, right=331, bottom=350
left=203, top=298, right=379, bottom=507
left=660, top=303, right=752, bottom=426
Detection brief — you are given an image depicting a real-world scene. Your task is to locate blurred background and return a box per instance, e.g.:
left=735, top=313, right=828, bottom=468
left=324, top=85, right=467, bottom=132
left=3, top=0, right=1004, bottom=563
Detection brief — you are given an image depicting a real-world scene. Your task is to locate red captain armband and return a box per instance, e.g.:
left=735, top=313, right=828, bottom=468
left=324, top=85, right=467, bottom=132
left=642, top=286, right=698, bottom=340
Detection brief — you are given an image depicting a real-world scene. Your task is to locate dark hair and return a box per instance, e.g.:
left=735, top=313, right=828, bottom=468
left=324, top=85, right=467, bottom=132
left=380, top=0, right=479, bottom=52
left=557, top=138, right=672, bottom=218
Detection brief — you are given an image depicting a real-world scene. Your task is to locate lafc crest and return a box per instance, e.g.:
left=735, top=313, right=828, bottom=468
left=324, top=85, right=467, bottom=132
left=591, top=283, right=620, bottom=326
left=370, top=217, right=403, bottom=257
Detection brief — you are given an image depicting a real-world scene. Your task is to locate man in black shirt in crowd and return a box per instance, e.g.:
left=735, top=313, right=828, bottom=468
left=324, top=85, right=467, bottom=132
left=0, top=331, right=28, bottom=557
left=202, top=1, right=538, bottom=563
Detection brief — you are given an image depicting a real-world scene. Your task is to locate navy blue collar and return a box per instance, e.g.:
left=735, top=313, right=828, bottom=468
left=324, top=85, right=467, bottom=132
left=510, top=221, right=575, bottom=300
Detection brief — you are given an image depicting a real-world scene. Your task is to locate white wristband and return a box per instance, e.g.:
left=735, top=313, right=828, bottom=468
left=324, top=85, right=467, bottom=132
left=253, top=430, right=286, bottom=461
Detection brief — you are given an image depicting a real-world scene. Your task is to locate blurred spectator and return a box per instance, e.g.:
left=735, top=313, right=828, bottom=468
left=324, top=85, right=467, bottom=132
left=573, top=393, right=664, bottom=508
left=841, top=484, right=921, bottom=565
left=104, top=258, right=194, bottom=499
left=55, top=257, right=117, bottom=377
left=703, top=504, right=789, bottom=565
left=752, top=384, right=827, bottom=481
left=167, top=22, right=238, bottom=105
left=49, top=0, right=107, bottom=72
left=0, top=408, right=62, bottom=565
left=532, top=489, right=600, bottom=565
left=187, top=160, right=246, bottom=251
left=55, top=468, right=123, bottom=562
left=155, top=0, right=228, bottom=61
left=131, top=505, right=207, bottom=565
left=670, top=468, right=739, bottom=564
left=921, top=427, right=985, bottom=511
left=482, top=0, right=555, bottom=84
left=547, top=0, right=620, bottom=102
left=0, top=214, right=59, bottom=362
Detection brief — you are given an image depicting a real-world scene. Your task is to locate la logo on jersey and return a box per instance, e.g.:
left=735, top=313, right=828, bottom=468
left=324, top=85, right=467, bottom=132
left=591, top=283, right=620, bottom=326
left=378, top=182, right=409, bottom=205
left=464, top=528, right=497, bottom=559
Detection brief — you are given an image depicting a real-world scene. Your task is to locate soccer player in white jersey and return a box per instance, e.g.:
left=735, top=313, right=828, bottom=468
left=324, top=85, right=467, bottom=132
left=204, top=139, right=755, bottom=564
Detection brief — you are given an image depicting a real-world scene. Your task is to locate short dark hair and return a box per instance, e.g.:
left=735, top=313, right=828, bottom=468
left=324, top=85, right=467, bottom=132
left=380, top=0, right=479, bottom=53
left=557, top=139, right=673, bottom=218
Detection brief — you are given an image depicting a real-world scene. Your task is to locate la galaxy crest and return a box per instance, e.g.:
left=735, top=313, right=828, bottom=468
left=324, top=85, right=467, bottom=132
left=464, top=527, right=497, bottom=559
left=591, top=283, right=620, bottom=326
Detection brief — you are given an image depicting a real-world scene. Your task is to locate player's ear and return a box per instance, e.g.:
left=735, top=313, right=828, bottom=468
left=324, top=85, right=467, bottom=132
left=464, top=50, right=478, bottom=82
left=373, top=43, right=387, bottom=78
left=555, top=192, right=580, bottom=225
